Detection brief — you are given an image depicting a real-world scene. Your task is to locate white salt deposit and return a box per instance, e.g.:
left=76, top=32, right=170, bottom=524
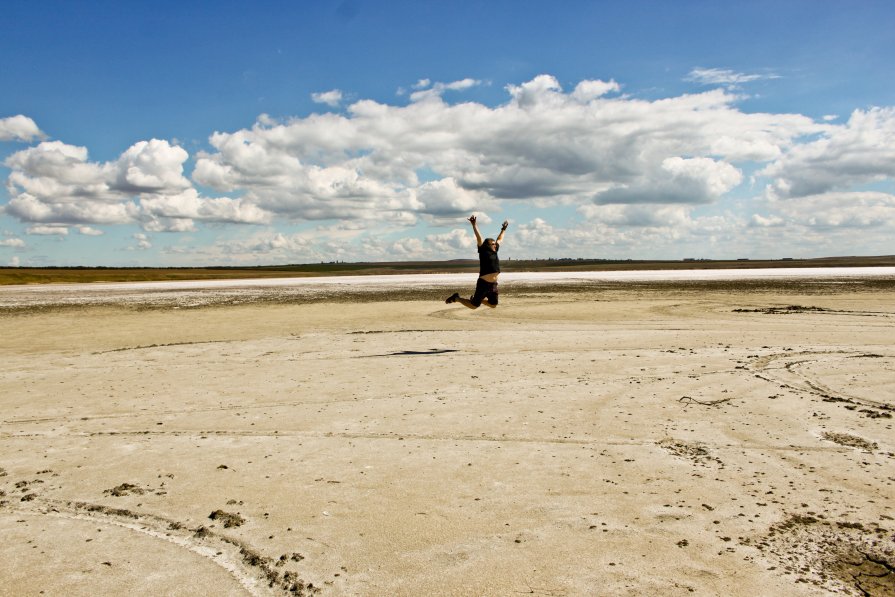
left=1, top=267, right=893, bottom=308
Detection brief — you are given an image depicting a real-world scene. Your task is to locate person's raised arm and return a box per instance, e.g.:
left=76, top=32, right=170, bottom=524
left=495, top=220, right=508, bottom=244
left=469, top=215, right=483, bottom=246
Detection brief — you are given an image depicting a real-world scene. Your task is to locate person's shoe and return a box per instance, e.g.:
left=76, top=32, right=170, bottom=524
left=445, top=293, right=460, bottom=304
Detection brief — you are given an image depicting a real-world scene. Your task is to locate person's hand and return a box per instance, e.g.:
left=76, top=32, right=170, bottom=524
left=468, top=215, right=477, bottom=225
left=501, top=220, right=509, bottom=231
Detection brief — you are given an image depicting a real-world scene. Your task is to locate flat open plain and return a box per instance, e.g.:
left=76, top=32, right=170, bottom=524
left=1, top=273, right=893, bottom=596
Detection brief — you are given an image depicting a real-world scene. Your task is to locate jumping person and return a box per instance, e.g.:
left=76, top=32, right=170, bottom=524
left=445, top=215, right=509, bottom=309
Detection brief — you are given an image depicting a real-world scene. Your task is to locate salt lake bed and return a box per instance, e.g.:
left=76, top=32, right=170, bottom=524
left=1, top=270, right=893, bottom=595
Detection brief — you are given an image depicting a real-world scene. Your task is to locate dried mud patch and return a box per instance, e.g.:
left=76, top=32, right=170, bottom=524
left=820, top=432, right=879, bottom=452
left=208, top=509, right=246, bottom=528
left=757, top=514, right=894, bottom=596
left=733, top=305, right=832, bottom=315
left=658, top=438, right=723, bottom=467
left=103, top=482, right=147, bottom=497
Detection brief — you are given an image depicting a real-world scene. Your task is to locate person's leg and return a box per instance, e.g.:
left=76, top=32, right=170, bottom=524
left=456, top=297, right=480, bottom=309
left=447, top=278, right=491, bottom=309
left=450, top=278, right=487, bottom=309
left=482, top=281, right=498, bottom=308
left=445, top=292, right=478, bottom=308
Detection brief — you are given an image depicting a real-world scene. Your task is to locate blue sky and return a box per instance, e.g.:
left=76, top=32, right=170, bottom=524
left=2, top=0, right=894, bottom=266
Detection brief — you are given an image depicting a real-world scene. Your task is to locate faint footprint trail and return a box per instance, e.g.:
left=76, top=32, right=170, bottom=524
left=748, top=350, right=894, bottom=417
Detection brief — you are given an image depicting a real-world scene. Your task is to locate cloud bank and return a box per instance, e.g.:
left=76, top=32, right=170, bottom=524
left=3, top=73, right=895, bottom=262
left=4, top=138, right=269, bottom=233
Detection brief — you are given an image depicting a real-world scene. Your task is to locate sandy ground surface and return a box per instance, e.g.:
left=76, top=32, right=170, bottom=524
left=1, top=276, right=893, bottom=596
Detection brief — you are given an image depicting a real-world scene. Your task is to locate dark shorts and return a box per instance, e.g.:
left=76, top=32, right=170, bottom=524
left=470, top=278, right=498, bottom=306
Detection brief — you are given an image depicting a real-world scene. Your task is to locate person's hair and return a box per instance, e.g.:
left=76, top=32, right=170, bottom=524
left=483, top=238, right=497, bottom=251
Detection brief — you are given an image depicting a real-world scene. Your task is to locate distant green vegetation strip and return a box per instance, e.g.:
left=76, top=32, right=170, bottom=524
left=0, top=263, right=477, bottom=285
left=2, top=256, right=893, bottom=285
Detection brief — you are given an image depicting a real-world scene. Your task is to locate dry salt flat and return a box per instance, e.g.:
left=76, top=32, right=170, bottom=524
left=1, top=269, right=893, bottom=596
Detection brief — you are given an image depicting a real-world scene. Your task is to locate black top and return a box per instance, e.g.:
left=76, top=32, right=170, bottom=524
left=478, top=242, right=500, bottom=276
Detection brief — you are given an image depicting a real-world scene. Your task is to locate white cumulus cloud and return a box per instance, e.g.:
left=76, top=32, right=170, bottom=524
left=415, top=177, right=490, bottom=216
left=409, top=78, right=481, bottom=102
left=571, top=79, right=621, bottom=102
left=0, top=115, right=45, bottom=142
left=312, top=90, right=344, bottom=107
left=190, top=75, right=824, bottom=232
left=761, top=107, right=895, bottom=199
left=773, top=191, right=895, bottom=229
left=425, top=228, right=476, bottom=254
left=113, top=139, right=192, bottom=193
left=4, top=138, right=271, bottom=232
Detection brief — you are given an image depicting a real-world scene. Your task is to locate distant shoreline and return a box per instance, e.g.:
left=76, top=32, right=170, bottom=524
left=2, top=267, right=894, bottom=312
left=3, top=255, right=895, bottom=285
